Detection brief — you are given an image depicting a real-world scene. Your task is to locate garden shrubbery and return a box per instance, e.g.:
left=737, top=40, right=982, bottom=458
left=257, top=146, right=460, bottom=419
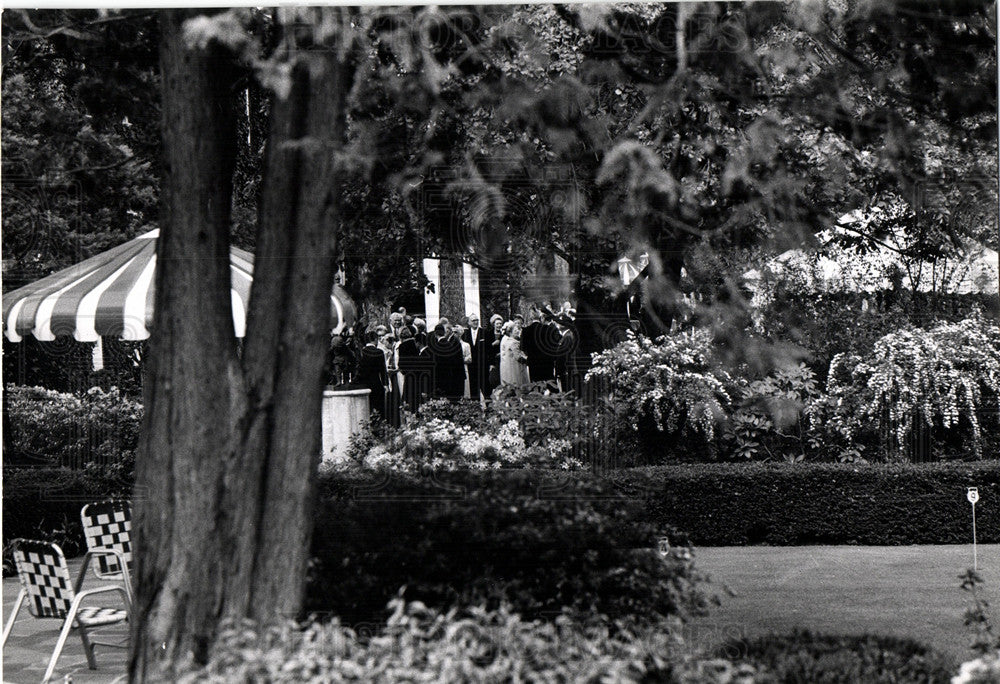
left=181, top=598, right=724, bottom=683
left=588, top=314, right=1000, bottom=463
left=721, top=631, right=956, bottom=683
left=4, top=384, right=141, bottom=472
left=614, top=461, right=1000, bottom=545
left=182, top=605, right=957, bottom=683
left=340, top=390, right=594, bottom=472
left=308, top=468, right=710, bottom=627
left=826, top=317, right=1000, bottom=459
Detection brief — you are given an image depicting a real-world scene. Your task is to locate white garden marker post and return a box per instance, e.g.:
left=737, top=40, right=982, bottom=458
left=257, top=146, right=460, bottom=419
left=657, top=537, right=671, bottom=558
left=968, top=487, right=980, bottom=571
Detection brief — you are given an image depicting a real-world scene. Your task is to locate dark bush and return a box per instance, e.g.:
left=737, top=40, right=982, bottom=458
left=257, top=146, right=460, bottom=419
left=2, top=465, right=132, bottom=574
left=611, top=461, right=1000, bottom=545
left=723, top=631, right=956, bottom=683
left=308, top=469, right=711, bottom=627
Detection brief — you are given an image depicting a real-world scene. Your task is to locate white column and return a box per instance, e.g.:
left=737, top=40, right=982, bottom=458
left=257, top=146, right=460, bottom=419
left=423, top=257, right=441, bottom=328
left=92, top=336, right=104, bottom=371
left=462, top=261, right=480, bottom=321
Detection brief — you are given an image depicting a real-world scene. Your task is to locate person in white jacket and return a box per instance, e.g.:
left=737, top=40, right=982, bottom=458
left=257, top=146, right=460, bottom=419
left=499, top=321, right=529, bottom=386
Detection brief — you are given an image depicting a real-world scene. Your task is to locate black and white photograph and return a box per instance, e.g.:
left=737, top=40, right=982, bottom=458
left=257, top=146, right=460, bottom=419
left=1, top=3, right=999, bottom=681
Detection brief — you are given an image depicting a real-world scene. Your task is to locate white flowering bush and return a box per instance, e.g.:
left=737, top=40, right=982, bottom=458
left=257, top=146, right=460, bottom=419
left=954, top=653, right=1000, bottom=684
left=826, top=316, right=1000, bottom=459
left=587, top=330, right=733, bottom=443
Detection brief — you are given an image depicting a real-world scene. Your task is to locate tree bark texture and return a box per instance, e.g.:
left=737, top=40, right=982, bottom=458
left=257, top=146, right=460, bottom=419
left=130, top=9, right=242, bottom=680
left=225, top=33, right=349, bottom=624
left=130, top=10, right=352, bottom=681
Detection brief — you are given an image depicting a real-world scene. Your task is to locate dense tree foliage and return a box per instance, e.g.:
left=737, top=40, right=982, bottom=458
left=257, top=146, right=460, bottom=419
left=1, top=4, right=995, bottom=679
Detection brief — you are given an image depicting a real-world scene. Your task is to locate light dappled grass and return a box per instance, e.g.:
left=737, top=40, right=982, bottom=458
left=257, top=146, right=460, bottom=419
left=692, top=544, right=1000, bottom=664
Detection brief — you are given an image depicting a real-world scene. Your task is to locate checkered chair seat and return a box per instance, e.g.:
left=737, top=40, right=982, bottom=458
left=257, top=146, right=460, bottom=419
left=75, top=607, right=128, bottom=628
left=3, top=539, right=131, bottom=683
left=81, top=500, right=132, bottom=577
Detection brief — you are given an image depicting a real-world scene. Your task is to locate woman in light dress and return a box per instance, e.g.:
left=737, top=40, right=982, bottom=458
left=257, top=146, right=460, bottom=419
left=499, top=321, right=529, bottom=386
left=454, top=325, right=474, bottom=398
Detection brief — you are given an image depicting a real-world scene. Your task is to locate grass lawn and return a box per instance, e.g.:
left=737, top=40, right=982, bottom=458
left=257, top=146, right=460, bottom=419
left=690, top=544, right=1000, bottom=665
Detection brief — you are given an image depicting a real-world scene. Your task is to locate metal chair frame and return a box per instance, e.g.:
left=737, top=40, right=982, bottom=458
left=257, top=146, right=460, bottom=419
left=80, top=500, right=133, bottom=603
left=2, top=540, right=131, bottom=683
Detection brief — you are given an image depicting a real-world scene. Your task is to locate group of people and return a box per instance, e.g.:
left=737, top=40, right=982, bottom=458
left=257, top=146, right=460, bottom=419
left=326, top=303, right=583, bottom=422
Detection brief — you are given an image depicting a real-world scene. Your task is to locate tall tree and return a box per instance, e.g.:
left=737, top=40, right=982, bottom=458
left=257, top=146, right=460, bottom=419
left=110, top=2, right=994, bottom=677
left=130, top=8, right=354, bottom=678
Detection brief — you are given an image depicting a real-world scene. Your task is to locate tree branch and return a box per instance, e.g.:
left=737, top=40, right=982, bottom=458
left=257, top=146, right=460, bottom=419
left=62, top=154, right=137, bottom=176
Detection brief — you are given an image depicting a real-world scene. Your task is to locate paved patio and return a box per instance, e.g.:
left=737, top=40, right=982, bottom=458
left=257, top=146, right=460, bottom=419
left=3, top=558, right=128, bottom=684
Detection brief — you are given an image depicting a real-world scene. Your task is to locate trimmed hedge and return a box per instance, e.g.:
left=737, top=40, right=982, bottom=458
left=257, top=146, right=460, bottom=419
left=722, top=631, right=956, bottom=683
left=611, top=462, right=1000, bottom=546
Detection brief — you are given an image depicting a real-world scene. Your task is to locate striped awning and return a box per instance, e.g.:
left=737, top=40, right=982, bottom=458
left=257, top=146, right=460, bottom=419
left=3, top=229, right=356, bottom=342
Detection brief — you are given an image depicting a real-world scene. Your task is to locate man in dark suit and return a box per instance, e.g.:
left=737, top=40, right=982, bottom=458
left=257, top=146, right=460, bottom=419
left=520, top=308, right=542, bottom=381
left=427, top=322, right=464, bottom=400
left=461, top=313, right=493, bottom=402
left=357, top=330, right=388, bottom=417
left=554, top=315, right=579, bottom=393
left=523, top=306, right=558, bottom=383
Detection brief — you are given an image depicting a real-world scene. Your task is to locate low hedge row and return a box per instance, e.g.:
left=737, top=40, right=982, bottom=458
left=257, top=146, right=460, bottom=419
left=611, top=461, right=1000, bottom=546
left=184, top=612, right=957, bottom=683
left=7, top=461, right=998, bottom=563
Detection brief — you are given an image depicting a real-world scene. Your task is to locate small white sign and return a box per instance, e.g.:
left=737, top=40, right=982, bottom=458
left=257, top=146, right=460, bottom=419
left=968, top=487, right=980, bottom=505
left=657, top=537, right=671, bottom=557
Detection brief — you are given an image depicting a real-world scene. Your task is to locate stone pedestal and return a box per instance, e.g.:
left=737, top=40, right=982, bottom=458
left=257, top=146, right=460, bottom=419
left=321, top=388, right=371, bottom=462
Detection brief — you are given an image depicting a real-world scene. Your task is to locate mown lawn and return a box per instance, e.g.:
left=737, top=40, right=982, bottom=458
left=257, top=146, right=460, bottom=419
left=691, top=544, right=1000, bottom=665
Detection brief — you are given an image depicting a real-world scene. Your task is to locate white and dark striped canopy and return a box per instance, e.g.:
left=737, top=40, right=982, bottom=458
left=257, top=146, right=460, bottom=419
left=3, top=229, right=355, bottom=342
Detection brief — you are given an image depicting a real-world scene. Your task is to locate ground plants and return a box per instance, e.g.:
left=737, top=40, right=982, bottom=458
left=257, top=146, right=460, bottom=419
left=342, top=394, right=587, bottom=472
left=721, top=631, right=956, bottom=683
left=183, top=598, right=749, bottom=683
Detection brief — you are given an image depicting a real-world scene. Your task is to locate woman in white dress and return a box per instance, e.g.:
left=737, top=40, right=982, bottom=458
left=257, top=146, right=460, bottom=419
left=454, top=325, right=473, bottom=398
left=499, top=321, right=529, bottom=386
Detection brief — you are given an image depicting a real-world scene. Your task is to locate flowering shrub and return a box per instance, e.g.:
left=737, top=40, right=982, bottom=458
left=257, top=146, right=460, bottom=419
left=826, top=316, right=1000, bottom=458
left=4, top=384, right=141, bottom=472
left=587, top=330, right=732, bottom=443
left=347, top=397, right=583, bottom=472
left=343, top=411, right=583, bottom=472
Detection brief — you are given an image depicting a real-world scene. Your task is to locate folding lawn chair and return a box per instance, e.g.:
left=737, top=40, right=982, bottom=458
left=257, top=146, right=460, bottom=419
left=2, top=539, right=131, bottom=683
left=80, top=500, right=133, bottom=602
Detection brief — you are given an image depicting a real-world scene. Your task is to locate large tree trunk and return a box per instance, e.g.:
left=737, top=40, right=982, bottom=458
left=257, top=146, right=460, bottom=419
left=222, top=22, right=351, bottom=622
left=130, top=10, right=242, bottom=679
left=130, top=10, right=352, bottom=680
